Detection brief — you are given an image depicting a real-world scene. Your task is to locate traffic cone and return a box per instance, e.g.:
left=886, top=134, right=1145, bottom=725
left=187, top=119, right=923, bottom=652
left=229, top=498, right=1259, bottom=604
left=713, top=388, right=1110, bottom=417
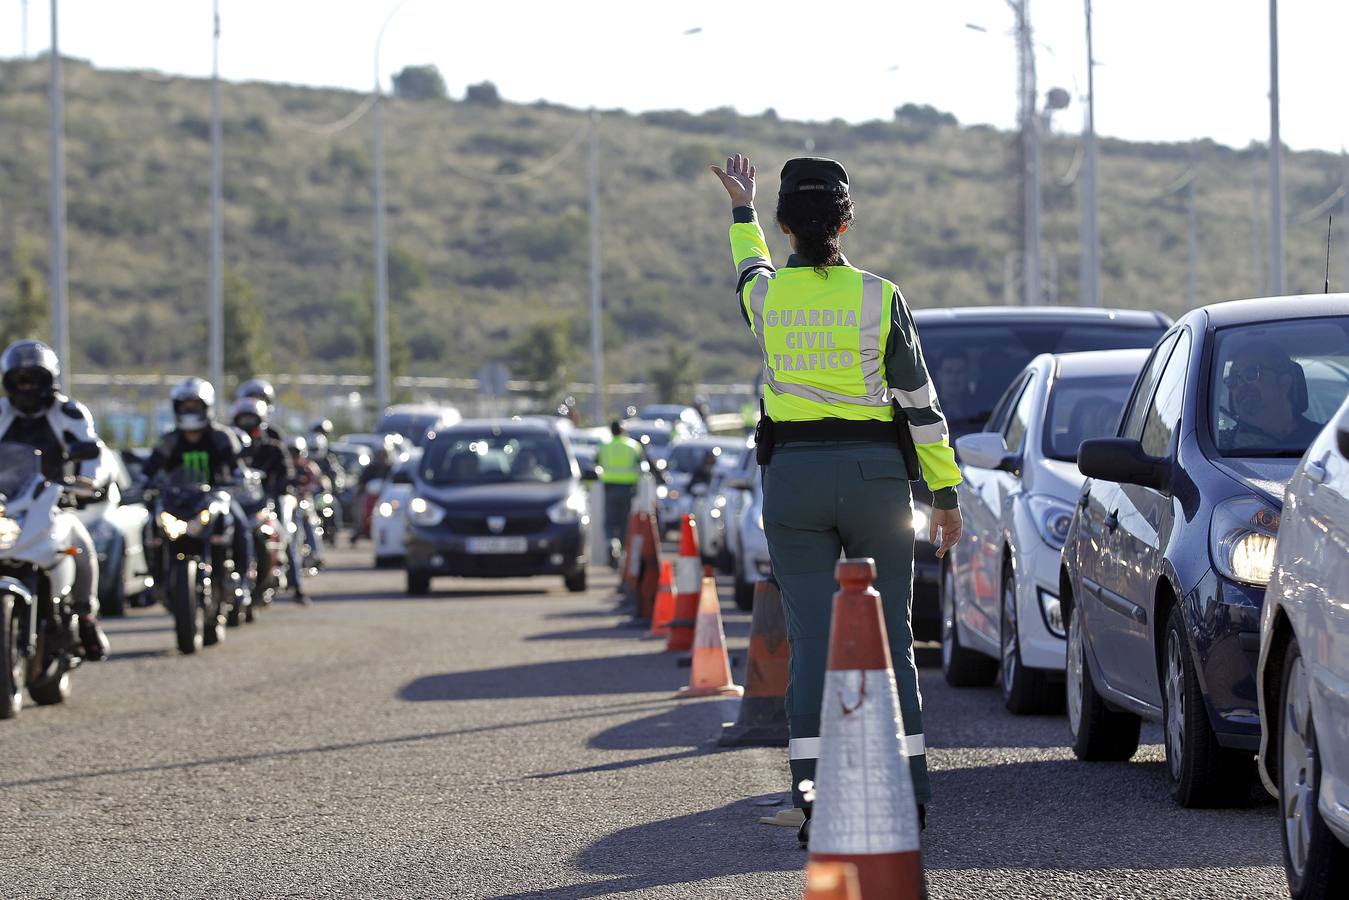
left=646, top=560, right=675, bottom=639
left=806, top=558, right=924, bottom=898
left=675, top=570, right=743, bottom=699
left=719, top=575, right=790, bottom=746
left=637, top=512, right=662, bottom=620
left=803, top=862, right=862, bottom=900
left=664, top=515, right=701, bottom=652
left=616, top=509, right=642, bottom=596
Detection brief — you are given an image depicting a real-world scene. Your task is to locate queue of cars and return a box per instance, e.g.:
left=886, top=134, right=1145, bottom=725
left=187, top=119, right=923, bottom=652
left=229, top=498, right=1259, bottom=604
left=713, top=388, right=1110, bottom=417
left=933, top=294, right=1349, bottom=899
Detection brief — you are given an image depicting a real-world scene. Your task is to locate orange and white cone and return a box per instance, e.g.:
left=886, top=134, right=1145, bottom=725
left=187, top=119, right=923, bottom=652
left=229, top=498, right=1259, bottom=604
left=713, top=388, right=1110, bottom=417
left=637, top=512, right=662, bottom=620
left=664, top=515, right=702, bottom=652
left=803, top=861, right=862, bottom=900
left=646, top=560, right=675, bottom=639
left=807, top=558, right=924, bottom=898
left=616, top=509, right=642, bottom=597
left=675, top=568, right=743, bottom=699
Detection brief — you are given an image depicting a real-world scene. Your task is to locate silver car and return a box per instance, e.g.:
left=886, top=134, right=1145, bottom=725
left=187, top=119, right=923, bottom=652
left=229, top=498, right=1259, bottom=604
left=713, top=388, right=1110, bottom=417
left=945, top=349, right=1148, bottom=713
left=1259, top=394, right=1349, bottom=898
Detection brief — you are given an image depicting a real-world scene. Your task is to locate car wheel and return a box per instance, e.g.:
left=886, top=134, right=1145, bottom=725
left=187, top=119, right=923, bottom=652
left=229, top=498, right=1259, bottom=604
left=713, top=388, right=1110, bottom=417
left=1067, top=598, right=1141, bottom=761
left=716, top=544, right=735, bottom=576
left=1000, top=561, right=1061, bottom=714
left=1162, top=604, right=1253, bottom=807
left=406, top=570, right=431, bottom=596
left=1278, top=639, right=1349, bottom=898
left=941, top=562, right=997, bottom=687
left=733, top=567, right=755, bottom=611
left=564, top=566, right=588, bottom=593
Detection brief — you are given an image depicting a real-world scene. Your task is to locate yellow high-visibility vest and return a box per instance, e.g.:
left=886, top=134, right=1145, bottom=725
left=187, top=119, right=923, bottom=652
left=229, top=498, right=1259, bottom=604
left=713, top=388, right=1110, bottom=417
left=596, top=436, right=642, bottom=485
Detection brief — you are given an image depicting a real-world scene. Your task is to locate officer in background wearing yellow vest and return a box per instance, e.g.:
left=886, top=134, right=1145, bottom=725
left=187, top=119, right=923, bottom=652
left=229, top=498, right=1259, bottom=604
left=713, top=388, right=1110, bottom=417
left=596, top=420, right=643, bottom=568
left=711, top=154, right=963, bottom=842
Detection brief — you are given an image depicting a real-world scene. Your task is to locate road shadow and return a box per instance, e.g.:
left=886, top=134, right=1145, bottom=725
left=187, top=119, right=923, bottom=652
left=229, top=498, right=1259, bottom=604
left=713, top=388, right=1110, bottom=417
left=319, top=586, right=552, bottom=604
left=100, top=622, right=174, bottom=635
left=105, top=649, right=175, bottom=662
left=398, top=652, right=682, bottom=702
left=489, top=797, right=802, bottom=899
left=525, top=624, right=654, bottom=642
left=924, top=756, right=1279, bottom=873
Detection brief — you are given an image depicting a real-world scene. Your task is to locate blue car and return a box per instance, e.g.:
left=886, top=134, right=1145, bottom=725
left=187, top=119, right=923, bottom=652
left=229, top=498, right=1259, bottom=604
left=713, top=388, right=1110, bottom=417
left=1061, top=295, right=1349, bottom=807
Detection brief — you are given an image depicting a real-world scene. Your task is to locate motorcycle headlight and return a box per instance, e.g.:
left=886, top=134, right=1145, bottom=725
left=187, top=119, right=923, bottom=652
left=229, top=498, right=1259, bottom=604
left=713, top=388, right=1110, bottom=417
left=0, top=515, right=21, bottom=551
left=157, top=510, right=189, bottom=541
left=1027, top=494, right=1075, bottom=550
left=407, top=496, right=445, bottom=527
left=1210, top=496, right=1280, bottom=586
left=378, top=500, right=400, bottom=519
left=547, top=491, right=588, bottom=525
left=656, top=485, right=669, bottom=500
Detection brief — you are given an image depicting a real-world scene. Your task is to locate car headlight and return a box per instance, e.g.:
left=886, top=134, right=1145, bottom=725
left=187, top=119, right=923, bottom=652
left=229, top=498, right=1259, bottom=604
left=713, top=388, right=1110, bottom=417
left=0, top=515, right=21, bottom=551
left=1210, top=496, right=1280, bottom=586
left=547, top=491, right=588, bottom=525
left=157, top=510, right=189, bottom=541
left=407, top=496, right=445, bottom=527
left=656, top=485, right=669, bottom=500
left=911, top=504, right=929, bottom=536
left=1026, top=494, right=1075, bottom=550
left=378, top=499, right=400, bottom=519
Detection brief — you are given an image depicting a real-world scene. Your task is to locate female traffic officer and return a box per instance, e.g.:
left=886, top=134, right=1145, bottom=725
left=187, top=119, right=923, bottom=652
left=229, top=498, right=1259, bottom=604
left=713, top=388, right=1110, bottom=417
left=710, top=154, right=963, bottom=843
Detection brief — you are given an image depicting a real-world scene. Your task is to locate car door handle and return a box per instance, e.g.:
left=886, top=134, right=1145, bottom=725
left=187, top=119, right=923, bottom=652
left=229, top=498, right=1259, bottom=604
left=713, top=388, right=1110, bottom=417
left=1306, top=460, right=1328, bottom=485
left=1104, top=510, right=1119, bottom=531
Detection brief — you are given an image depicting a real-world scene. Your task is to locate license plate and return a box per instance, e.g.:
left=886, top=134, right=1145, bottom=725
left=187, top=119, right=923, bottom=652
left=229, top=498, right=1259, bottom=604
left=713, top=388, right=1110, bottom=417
left=466, top=536, right=528, bottom=555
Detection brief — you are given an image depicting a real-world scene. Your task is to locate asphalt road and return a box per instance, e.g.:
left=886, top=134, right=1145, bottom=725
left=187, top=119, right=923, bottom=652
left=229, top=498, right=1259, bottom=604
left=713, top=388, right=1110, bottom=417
left=0, top=548, right=1288, bottom=899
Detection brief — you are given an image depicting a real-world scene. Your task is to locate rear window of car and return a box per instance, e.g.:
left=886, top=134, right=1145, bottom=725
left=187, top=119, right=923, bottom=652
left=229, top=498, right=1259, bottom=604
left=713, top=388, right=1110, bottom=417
left=377, top=413, right=442, bottom=446
left=920, top=322, right=1166, bottom=432
left=422, top=433, right=570, bottom=485
left=1042, top=375, right=1138, bottom=461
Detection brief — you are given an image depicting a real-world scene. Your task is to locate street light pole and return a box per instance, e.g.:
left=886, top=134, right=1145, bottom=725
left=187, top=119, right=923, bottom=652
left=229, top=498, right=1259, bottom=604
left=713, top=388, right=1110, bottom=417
left=371, top=1, right=411, bottom=415
left=1268, top=0, right=1285, bottom=295
left=1079, top=0, right=1100, bottom=306
left=1013, top=0, right=1040, bottom=306
left=22, top=0, right=29, bottom=56
left=48, top=0, right=69, bottom=371
left=587, top=109, right=604, bottom=424
left=209, top=0, right=224, bottom=394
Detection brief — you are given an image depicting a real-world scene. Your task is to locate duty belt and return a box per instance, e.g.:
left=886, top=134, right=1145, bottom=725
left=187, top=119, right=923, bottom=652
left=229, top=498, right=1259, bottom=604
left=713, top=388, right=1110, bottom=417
left=755, top=407, right=922, bottom=481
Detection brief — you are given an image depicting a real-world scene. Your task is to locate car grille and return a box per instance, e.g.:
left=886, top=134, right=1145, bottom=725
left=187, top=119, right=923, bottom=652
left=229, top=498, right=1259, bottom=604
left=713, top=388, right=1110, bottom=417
left=440, top=514, right=550, bottom=536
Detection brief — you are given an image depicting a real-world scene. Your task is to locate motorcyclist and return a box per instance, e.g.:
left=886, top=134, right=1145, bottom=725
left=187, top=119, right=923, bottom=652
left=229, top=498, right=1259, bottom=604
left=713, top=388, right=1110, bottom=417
left=307, top=420, right=345, bottom=534
left=140, top=378, right=254, bottom=596
left=0, top=340, right=111, bottom=660
left=236, top=379, right=283, bottom=441
left=287, top=435, right=326, bottom=572
left=231, top=398, right=293, bottom=498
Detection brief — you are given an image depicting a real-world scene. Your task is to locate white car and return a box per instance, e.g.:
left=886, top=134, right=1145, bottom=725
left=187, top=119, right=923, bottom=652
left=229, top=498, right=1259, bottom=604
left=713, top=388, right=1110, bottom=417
left=692, top=441, right=752, bottom=570
left=732, top=466, right=771, bottom=611
left=944, top=349, right=1149, bottom=713
left=1258, top=395, right=1349, bottom=898
left=371, top=449, right=422, bottom=568
left=656, top=436, right=742, bottom=536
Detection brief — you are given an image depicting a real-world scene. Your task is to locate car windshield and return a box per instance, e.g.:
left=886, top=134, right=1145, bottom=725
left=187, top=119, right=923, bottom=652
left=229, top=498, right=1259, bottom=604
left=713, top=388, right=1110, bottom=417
left=1210, top=317, right=1349, bottom=458
left=921, top=322, right=1166, bottom=433
left=0, top=444, right=42, bottom=501
left=422, top=433, right=570, bottom=486
left=377, top=414, right=442, bottom=447
left=628, top=428, right=671, bottom=448
left=667, top=443, right=736, bottom=473
left=1042, top=375, right=1137, bottom=461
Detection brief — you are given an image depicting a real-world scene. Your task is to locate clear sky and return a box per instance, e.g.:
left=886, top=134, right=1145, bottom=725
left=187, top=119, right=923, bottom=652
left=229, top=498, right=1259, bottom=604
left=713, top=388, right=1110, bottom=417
left=3, top=0, right=1346, bottom=153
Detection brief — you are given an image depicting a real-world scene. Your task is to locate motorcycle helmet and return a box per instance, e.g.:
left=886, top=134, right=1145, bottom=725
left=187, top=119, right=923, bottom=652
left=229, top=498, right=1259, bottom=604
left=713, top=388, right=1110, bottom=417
left=287, top=435, right=308, bottom=460
left=171, top=377, right=215, bottom=432
left=2, top=339, right=61, bottom=416
left=310, top=418, right=333, bottom=436
left=309, top=431, right=329, bottom=457
left=236, top=378, right=276, bottom=411
left=229, top=397, right=267, bottom=436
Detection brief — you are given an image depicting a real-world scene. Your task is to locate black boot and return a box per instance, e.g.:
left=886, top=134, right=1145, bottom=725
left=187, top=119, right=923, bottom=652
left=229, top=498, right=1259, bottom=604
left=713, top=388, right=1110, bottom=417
left=78, top=616, right=110, bottom=661
left=797, top=814, right=811, bottom=849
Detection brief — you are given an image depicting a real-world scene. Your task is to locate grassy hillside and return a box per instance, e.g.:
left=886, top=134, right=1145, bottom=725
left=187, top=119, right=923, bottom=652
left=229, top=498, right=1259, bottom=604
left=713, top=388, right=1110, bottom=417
left=1, top=57, right=1345, bottom=387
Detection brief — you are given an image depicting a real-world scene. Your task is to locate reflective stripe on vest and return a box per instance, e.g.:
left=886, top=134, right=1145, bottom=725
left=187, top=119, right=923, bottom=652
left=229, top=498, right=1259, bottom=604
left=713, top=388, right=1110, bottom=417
left=746, top=268, right=893, bottom=422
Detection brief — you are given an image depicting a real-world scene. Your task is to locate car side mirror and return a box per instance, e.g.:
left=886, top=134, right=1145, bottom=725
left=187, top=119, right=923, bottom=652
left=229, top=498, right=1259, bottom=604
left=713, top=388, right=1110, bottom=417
left=955, top=432, right=1018, bottom=473
left=1077, top=438, right=1169, bottom=491
left=579, top=466, right=598, bottom=482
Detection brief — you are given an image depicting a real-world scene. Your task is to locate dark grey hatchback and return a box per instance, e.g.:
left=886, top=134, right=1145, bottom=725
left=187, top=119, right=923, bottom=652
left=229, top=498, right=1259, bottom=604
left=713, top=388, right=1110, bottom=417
left=402, top=420, right=590, bottom=595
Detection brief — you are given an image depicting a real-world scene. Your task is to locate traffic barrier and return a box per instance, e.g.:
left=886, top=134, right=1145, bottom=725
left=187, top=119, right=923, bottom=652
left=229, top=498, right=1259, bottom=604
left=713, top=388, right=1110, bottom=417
left=803, top=861, right=862, bottom=900
left=806, top=558, right=924, bottom=898
left=719, top=576, right=790, bottom=747
left=675, top=567, right=743, bottom=699
left=637, top=512, right=662, bottom=620
left=664, top=515, right=701, bottom=652
left=646, top=560, right=675, bottom=639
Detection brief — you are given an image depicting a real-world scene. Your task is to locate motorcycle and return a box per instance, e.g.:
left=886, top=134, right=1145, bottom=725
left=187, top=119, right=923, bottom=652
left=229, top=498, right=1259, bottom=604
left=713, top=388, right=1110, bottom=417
left=0, top=442, right=99, bottom=718
left=144, top=471, right=243, bottom=655
left=234, top=475, right=294, bottom=614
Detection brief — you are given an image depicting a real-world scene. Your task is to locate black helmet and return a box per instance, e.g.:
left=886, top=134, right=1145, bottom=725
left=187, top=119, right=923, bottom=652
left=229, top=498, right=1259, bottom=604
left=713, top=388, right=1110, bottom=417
left=171, top=377, right=216, bottom=431
left=310, top=418, right=333, bottom=436
left=236, top=378, right=276, bottom=409
left=229, top=397, right=267, bottom=435
left=2, top=340, right=61, bottom=416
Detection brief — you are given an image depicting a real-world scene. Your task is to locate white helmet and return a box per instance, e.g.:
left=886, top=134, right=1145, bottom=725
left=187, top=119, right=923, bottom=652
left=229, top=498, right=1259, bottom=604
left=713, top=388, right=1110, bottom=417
left=171, top=377, right=215, bottom=432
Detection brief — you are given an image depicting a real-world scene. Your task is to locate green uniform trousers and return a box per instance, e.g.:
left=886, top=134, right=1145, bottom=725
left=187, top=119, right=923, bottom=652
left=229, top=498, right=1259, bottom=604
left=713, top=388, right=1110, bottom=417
left=761, top=442, right=929, bottom=809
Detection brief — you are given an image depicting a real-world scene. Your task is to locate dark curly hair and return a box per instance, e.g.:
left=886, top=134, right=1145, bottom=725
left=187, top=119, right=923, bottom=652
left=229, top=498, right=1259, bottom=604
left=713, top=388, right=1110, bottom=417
left=775, top=186, right=855, bottom=276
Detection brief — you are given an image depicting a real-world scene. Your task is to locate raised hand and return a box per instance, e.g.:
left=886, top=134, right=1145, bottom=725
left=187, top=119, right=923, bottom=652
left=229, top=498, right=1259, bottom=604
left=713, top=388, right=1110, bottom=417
left=710, top=153, right=756, bottom=207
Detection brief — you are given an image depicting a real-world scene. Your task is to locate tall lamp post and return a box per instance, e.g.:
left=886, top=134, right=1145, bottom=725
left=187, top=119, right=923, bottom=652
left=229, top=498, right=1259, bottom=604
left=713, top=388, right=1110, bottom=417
left=587, top=109, right=603, bottom=424
left=209, top=0, right=224, bottom=394
left=372, top=0, right=413, bottom=414
left=1268, top=0, right=1285, bottom=295
left=48, top=0, right=69, bottom=371
left=1079, top=0, right=1100, bottom=306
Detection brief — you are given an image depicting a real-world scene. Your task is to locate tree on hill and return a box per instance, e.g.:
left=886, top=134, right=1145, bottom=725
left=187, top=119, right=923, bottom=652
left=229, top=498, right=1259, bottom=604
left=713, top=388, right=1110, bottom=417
left=1, top=238, right=50, bottom=349
left=393, top=65, right=447, bottom=101
left=649, top=340, right=697, bottom=404
left=223, top=267, right=272, bottom=382
left=464, top=81, right=501, bottom=106
left=509, top=316, right=571, bottom=405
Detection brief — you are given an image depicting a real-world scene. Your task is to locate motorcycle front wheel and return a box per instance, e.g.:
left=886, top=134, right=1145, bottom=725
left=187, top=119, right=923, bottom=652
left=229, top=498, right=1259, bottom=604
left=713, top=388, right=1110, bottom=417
left=167, top=559, right=203, bottom=655
left=0, top=593, right=24, bottom=719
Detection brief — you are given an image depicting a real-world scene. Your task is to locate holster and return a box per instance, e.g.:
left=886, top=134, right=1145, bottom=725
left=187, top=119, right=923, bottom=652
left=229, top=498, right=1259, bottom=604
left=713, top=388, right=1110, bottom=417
left=755, top=403, right=775, bottom=467
left=894, top=402, right=923, bottom=483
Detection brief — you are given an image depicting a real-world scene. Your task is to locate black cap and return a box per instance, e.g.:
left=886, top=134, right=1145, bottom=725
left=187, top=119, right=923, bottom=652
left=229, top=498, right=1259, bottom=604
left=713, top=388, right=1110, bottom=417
left=779, top=157, right=849, bottom=196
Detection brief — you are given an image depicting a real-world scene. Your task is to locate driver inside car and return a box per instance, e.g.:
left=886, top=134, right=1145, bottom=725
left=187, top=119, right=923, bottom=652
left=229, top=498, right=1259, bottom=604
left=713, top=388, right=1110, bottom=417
left=1220, top=339, right=1322, bottom=452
